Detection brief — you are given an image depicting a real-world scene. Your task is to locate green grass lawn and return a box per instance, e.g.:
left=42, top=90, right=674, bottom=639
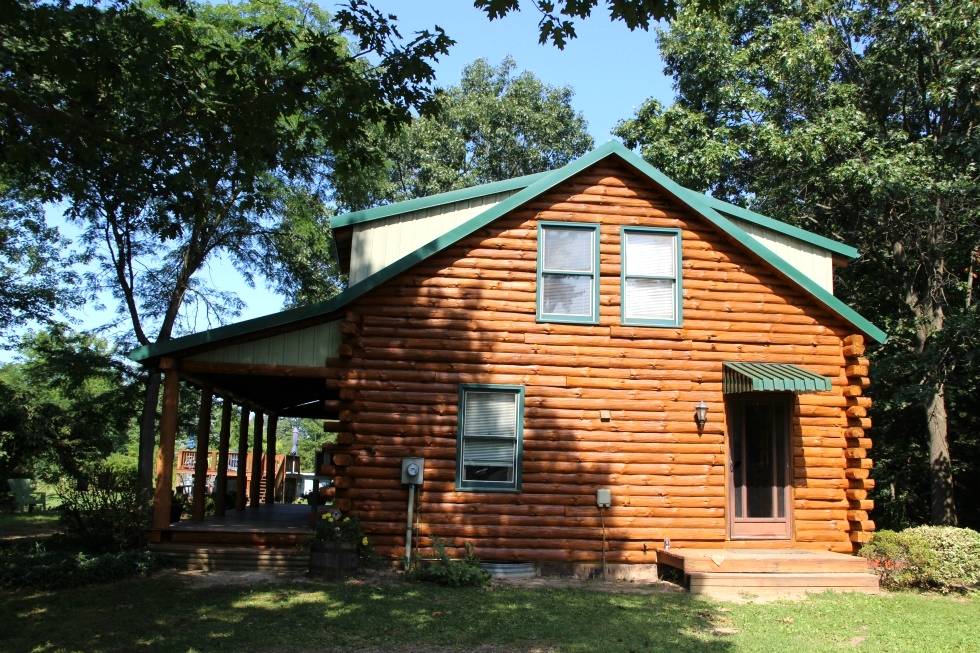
left=0, top=571, right=977, bottom=653
left=0, top=511, right=61, bottom=539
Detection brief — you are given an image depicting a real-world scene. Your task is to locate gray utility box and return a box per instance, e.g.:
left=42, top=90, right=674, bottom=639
left=596, top=488, right=611, bottom=508
left=401, top=457, right=424, bottom=485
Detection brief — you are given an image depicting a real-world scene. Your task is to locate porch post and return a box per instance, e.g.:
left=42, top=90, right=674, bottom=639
left=192, top=386, right=213, bottom=522
left=249, top=411, right=264, bottom=508
left=151, top=358, right=180, bottom=531
left=214, top=399, right=232, bottom=516
left=265, top=414, right=278, bottom=504
left=235, top=405, right=250, bottom=511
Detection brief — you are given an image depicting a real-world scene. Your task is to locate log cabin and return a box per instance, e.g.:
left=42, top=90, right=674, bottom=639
left=131, top=141, right=885, bottom=578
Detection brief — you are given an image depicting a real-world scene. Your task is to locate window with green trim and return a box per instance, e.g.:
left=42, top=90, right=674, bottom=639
left=620, top=227, right=682, bottom=326
left=537, top=222, right=600, bottom=323
left=456, top=385, right=524, bottom=492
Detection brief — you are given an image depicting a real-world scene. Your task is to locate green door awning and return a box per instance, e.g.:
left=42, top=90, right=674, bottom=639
left=723, top=362, right=832, bottom=394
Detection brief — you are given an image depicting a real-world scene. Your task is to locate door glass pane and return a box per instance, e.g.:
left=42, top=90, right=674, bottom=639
left=774, top=403, right=787, bottom=519
left=731, top=405, right=744, bottom=519
left=744, top=404, right=774, bottom=518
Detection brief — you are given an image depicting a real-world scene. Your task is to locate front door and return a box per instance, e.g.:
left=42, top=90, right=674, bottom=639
left=728, top=395, right=792, bottom=539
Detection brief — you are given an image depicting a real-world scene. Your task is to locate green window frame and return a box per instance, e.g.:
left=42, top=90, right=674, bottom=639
left=536, top=222, right=601, bottom=324
left=620, top=227, right=683, bottom=327
left=456, top=384, right=524, bottom=492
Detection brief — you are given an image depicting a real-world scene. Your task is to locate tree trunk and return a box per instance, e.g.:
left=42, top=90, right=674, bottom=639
left=928, top=383, right=957, bottom=525
left=137, top=370, right=162, bottom=493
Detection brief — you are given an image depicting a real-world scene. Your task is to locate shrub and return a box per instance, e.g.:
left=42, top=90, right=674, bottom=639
left=411, top=539, right=491, bottom=588
left=0, top=538, right=161, bottom=590
left=57, top=461, right=152, bottom=553
left=907, top=525, right=980, bottom=592
left=860, top=529, right=936, bottom=590
left=861, top=526, right=980, bottom=592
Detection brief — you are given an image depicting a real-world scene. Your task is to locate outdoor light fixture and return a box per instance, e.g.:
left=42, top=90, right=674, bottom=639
left=694, top=401, right=709, bottom=431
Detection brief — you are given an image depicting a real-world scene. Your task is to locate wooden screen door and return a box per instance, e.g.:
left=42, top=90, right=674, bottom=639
left=728, top=395, right=792, bottom=539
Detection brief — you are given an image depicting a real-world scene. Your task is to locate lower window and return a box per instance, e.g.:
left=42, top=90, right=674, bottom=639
left=456, top=384, right=524, bottom=492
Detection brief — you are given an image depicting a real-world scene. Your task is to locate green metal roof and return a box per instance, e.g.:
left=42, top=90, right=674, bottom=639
left=330, top=171, right=551, bottom=229
left=723, top=362, right=832, bottom=394
left=129, top=140, right=886, bottom=364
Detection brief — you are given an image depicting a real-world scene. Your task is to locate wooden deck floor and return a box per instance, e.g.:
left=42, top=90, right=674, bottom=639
left=152, top=503, right=313, bottom=546
left=658, top=548, right=879, bottom=599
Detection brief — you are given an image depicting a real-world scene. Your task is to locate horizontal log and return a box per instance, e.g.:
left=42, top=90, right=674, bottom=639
left=847, top=458, right=873, bottom=470
left=849, top=500, right=874, bottom=510
left=843, top=334, right=864, bottom=347
left=842, top=343, right=866, bottom=357
left=845, top=489, right=868, bottom=501
left=846, top=437, right=872, bottom=449
left=845, top=365, right=869, bottom=377
left=846, top=406, right=867, bottom=418
left=848, top=520, right=875, bottom=531
left=841, top=385, right=863, bottom=397
left=849, top=531, right=873, bottom=543
left=845, top=468, right=871, bottom=480
left=794, top=488, right=847, bottom=501
left=848, top=478, right=875, bottom=489
left=847, top=510, right=869, bottom=521
left=844, top=448, right=867, bottom=459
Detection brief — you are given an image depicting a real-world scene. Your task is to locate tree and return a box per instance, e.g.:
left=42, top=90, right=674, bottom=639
left=474, top=0, right=682, bottom=48
left=0, top=325, right=142, bottom=483
left=0, top=0, right=451, bottom=488
left=339, top=57, right=594, bottom=208
left=613, top=0, right=980, bottom=526
left=0, top=184, right=80, bottom=342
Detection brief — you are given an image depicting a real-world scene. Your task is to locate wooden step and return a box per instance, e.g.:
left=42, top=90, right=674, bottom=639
left=689, top=571, right=879, bottom=596
left=151, top=544, right=308, bottom=572
left=661, top=549, right=871, bottom=575
left=166, top=529, right=307, bottom=547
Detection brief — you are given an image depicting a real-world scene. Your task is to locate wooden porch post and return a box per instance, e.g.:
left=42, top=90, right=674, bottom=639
left=214, top=399, right=232, bottom=516
left=249, top=411, right=264, bottom=508
left=235, top=405, right=249, bottom=511
left=265, top=414, right=278, bottom=504
left=192, top=386, right=213, bottom=521
left=152, top=359, right=180, bottom=531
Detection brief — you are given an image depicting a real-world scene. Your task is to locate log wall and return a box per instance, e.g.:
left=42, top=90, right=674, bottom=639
left=326, top=161, right=874, bottom=563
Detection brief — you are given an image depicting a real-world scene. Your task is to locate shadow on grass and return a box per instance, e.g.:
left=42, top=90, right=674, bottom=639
left=0, top=573, right=735, bottom=653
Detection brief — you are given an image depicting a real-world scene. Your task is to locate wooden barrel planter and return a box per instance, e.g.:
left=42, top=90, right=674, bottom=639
left=309, top=542, right=359, bottom=579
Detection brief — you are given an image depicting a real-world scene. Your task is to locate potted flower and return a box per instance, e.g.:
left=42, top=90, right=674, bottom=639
left=307, top=513, right=370, bottom=579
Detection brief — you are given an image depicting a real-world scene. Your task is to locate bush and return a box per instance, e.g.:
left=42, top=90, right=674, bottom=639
left=57, top=461, right=152, bottom=553
left=909, top=525, right=980, bottom=592
left=410, top=539, right=492, bottom=588
left=861, top=526, right=980, bottom=592
left=860, top=529, right=936, bottom=590
left=0, top=538, right=161, bottom=590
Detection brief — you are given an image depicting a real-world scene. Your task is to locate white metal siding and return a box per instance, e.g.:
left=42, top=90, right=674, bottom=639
left=187, top=320, right=343, bottom=366
left=349, top=191, right=519, bottom=285
left=729, top=218, right=835, bottom=293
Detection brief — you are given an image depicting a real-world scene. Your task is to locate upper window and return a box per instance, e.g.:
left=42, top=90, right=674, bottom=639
left=537, top=222, right=600, bottom=324
left=620, top=227, right=682, bottom=327
left=456, top=385, right=524, bottom=492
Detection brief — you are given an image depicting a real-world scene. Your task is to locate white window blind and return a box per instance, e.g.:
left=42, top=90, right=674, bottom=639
left=463, top=391, right=518, bottom=438
left=458, top=387, right=523, bottom=490
left=622, top=229, right=680, bottom=325
left=539, top=224, right=597, bottom=321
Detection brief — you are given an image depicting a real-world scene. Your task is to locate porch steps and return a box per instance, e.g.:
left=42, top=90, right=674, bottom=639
left=150, top=543, right=308, bottom=573
left=658, top=548, right=879, bottom=599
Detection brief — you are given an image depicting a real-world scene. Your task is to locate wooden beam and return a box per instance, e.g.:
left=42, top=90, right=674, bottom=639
left=265, top=414, right=278, bottom=505
left=191, top=386, right=213, bottom=521
left=180, top=360, right=341, bottom=378
left=214, top=400, right=232, bottom=516
left=152, top=365, right=180, bottom=530
left=249, top=411, right=264, bottom=508
left=235, top=405, right=249, bottom=511
left=177, top=371, right=277, bottom=416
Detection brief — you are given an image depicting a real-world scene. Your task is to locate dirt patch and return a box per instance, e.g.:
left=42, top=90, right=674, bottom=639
left=169, top=566, right=685, bottom=595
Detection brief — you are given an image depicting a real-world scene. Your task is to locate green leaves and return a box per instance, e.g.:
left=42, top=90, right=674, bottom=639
left=342, top=57, right=594, bottom=209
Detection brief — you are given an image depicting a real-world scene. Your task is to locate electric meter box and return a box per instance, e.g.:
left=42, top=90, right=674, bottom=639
left=596, top=488, right=611, bottom=508
left=401, top=457, right=425, bottom=485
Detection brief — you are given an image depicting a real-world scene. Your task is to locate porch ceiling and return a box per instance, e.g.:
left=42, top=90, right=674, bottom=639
left=181, top=368, right=338, bottom=419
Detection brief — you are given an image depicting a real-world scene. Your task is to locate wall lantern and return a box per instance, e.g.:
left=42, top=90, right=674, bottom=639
left=694, top=401, right=709, bottom=432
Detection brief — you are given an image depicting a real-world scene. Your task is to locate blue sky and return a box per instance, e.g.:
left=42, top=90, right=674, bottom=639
left=27, top=2, right=677, bottom=357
